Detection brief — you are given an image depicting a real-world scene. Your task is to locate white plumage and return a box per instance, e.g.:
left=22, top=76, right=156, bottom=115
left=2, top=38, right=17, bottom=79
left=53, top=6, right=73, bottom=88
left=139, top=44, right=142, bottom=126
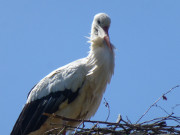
left=11, top=13, right=115, bottom=135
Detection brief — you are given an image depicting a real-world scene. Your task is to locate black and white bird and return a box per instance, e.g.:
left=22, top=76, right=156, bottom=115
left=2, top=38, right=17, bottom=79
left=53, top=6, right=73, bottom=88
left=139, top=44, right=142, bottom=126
left=11, top=13, right=115, bottom=135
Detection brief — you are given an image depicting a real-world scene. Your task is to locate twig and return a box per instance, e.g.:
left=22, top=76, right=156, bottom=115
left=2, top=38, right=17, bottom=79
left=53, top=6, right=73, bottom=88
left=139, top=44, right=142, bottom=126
left=136, top=85, right=180, bottom=124
left=44, top=127, right=60, bottom=135
left=139, top=113, right=173, bottom=125
left=103, top=98, right=110, bottom=122
left=73, top=120, right=84, bottom=135
left=87, top=122, right=99, bottom=134
left=113, top=114, right=122, bottom=130
left=57, top=126, right=66, bottom=135
left=172, top=104, right=180, bottom=113
left=43, top=113, right=118, bottom=125
left=126, top=116, right=132, bottom=124
left=155, top=104, right=170, bottom=115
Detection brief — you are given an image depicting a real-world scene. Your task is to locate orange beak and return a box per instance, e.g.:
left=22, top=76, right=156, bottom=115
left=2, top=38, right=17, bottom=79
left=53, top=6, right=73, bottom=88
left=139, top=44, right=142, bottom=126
left=103, top=26, right=112, bottom=51
left=104, top=36, right=112, bottom=51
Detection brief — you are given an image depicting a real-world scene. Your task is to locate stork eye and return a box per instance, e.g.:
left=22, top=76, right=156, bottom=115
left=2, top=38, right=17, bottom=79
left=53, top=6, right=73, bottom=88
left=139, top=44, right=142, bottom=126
left=97, top=20, right=101, bottom=25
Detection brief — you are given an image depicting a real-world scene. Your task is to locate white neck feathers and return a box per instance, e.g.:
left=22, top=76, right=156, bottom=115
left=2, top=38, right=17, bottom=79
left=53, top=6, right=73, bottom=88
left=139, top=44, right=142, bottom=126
left=86, top=39, right=115, bottom=84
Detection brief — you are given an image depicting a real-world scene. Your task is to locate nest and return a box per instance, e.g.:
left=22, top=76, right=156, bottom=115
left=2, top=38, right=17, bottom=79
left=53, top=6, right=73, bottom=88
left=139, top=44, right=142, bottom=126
left=43, top=113, right=180, bottom=135
left=43, top=85, right=180, bottom=135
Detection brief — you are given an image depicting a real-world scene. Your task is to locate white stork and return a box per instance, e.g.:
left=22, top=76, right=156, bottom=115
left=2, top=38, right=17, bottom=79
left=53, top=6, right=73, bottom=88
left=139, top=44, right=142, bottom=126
left=11, top=13, right=115, bottom=135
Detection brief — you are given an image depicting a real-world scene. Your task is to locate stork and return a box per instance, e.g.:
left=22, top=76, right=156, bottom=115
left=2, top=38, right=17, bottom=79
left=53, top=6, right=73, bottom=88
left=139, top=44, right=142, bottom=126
left=11, top=13, right=115, bottom=135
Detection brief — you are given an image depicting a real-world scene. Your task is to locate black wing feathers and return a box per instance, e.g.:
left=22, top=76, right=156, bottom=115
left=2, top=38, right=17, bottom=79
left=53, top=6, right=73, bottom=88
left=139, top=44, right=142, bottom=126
left=11, top=88, right=80, bottom=135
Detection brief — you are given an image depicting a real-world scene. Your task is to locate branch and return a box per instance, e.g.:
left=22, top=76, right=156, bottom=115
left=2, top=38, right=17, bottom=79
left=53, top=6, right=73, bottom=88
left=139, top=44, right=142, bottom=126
left=136, top=85, right=180, bottom=124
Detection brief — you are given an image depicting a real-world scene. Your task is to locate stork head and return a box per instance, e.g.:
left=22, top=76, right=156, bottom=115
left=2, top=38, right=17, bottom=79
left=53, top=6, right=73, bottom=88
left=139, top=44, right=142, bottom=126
left=90, top=13, right=112, bottom=51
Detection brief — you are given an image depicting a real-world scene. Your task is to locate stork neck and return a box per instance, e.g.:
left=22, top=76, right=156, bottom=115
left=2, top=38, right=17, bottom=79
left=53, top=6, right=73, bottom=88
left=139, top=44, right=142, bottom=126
left=86, top=44, right=115, bottom=84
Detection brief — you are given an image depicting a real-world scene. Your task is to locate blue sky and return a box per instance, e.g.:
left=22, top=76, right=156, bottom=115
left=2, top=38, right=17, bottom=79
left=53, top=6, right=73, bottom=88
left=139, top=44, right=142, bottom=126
left=1, top=0, right=180, bottom=134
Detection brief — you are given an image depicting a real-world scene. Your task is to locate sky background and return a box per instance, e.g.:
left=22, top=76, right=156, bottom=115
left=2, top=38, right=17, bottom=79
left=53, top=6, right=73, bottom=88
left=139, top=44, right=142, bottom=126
left=0, top=0, right=180, bottom=134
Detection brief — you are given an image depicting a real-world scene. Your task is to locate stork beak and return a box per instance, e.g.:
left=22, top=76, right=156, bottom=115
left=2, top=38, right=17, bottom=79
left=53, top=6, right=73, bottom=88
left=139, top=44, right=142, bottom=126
left=103, top=26, right=112, bottom=51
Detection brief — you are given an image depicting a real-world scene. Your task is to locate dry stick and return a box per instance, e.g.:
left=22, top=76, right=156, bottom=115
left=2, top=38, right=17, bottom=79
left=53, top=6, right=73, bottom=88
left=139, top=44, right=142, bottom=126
left=73, top=121, right=84, bottom=135
left=113, top=114, right=122, bottom=130
left=139, top=113, right=173, bottom=125
left=44, top=127, right=60, bottom=135
left=136, top=85, right=180, bottom=124
left=172, top=104, right=180, bottom=113
left=87, top=122, right=99, bottom=135
left=104, top=98, right=110, bottom=122
left=57, top=127, right=66, bottom=135
left=43, top=113, right=132, bottom=132
left=155, top=104, right=170, bottom=115
left=43, top=113, right=118, bottom=125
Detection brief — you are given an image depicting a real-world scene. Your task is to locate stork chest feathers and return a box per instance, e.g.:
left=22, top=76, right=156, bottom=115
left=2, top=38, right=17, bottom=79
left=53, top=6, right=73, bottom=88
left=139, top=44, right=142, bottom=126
left=86, top=37, right=115, bottom=91
left=74, top=38, right=115, bottom=119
